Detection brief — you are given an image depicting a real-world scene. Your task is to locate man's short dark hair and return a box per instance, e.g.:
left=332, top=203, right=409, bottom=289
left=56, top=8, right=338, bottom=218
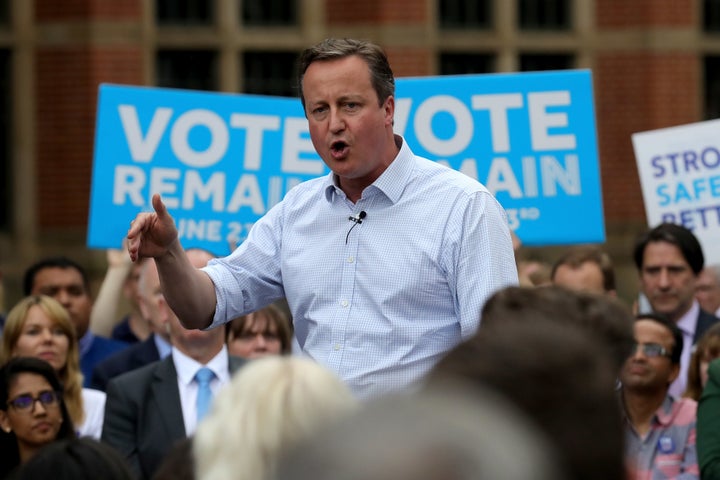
left=633, top=223, right=704, bottom=275
left=635, top=312, right=684, bottom=365
left=429, top=319, right=623, bottom=480
left=23, top=256, right=90, bottom=296
left=480, top=285, right=635, bottom=371
left=296, top=38, right=395, bottom=110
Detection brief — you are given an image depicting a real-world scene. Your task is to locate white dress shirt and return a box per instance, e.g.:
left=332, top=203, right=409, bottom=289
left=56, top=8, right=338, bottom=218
left=172, top=345, right=231, bottom=435
left=203, top=136, right=518, bottom=399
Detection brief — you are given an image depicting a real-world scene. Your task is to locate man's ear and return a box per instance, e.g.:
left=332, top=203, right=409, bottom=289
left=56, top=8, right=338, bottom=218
left=157, top=297, right=171, bottom=327
left=383, top=95, right=394, bottom=127
left=138, top=296, right=152, bottom=322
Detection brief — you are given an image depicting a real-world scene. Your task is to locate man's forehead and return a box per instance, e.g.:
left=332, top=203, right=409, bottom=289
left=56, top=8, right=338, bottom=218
left=634, top=320, right=673, bottom=342
left=34, top=267, right=85, bottom=286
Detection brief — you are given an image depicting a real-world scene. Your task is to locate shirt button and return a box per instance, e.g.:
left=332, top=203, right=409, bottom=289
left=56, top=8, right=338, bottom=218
left=340, top=299, right=349, bottom=307
left=334, top=344, right=341, bottom=351
left=347, top=256, right=354, bottom=263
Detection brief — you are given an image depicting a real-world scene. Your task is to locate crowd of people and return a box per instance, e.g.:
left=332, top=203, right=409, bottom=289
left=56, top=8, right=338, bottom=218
left=1, top=37, right=720, bottom=479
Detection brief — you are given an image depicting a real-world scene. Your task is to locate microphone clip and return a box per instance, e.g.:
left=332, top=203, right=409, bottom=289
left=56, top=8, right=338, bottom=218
left=346, top=211, right=367, bottom=244
left=348, top=211, right=367, bottom=224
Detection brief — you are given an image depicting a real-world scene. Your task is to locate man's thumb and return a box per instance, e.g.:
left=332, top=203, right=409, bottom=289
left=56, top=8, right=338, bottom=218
left=152, top=194, right=167, bottom=217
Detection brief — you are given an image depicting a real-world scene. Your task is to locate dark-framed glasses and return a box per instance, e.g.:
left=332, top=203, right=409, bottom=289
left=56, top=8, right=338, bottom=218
left=633, top=342, right=672, bottom=358
left=7, top=390, right=61, bottom=412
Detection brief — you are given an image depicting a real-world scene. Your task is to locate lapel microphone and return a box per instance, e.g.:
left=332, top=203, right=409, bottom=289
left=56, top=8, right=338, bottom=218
left=348, top=211, right=367, bottom=224
left=346, top=211, right=367, bottom=244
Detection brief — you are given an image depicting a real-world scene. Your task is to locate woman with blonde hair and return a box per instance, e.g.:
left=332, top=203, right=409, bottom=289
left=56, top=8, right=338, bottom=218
left=685, top=322, right=720, bottom=401
left=194, top=356, right=358, bottom=480
left=1, top=295, right=105, bottom=438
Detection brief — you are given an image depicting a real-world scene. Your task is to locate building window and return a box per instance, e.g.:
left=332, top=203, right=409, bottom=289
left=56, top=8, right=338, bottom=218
left=242, top=0, right=298, bottom=27
left=156, top=0, right=213, bottom=26
left=438, top=0, right=492, bottom=29
left=156, top=50, right=218, bottom=91
left=705, top=0, right=720, bottom=32
left=242, top=51, right=298, bottom=97
left=439, top=53, right=494, bottom=75
left=704, top=57, right=720, bottom=119
left=0, top=50, right=10, bottom=231
left=519, top=53, right=573, bottom=71
left=518, top=0, right=570, bottom=30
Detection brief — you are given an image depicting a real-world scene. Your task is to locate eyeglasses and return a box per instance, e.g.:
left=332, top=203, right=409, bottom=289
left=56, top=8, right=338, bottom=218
left=632, top=342, right=672, bottom=358
left=235, top=331, right=280, bottom=341
left=7, top=391, right=61, bottom=412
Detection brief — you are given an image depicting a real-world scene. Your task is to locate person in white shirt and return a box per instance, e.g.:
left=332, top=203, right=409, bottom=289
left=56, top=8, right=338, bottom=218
left=126, top=38, right=518, bottom=400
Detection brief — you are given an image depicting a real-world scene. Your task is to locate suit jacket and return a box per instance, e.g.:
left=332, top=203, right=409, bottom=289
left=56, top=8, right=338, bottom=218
left=102, top=353, right=245, bottom=480
left=694, top=309, right=720, bottom=344
left=90, top=334, right=162, bottom=392
left=81, top=334, right=129, bottom=387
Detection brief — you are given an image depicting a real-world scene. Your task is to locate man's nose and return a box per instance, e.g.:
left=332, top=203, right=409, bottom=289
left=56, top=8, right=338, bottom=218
left=329, top=109, right=345, bottom=132
left=55, top=290, right=71, bottom=306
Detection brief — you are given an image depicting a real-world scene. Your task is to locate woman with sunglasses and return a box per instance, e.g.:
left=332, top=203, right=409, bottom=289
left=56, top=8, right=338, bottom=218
left=0, top=357, right=75, bottom=478
left=0, top=295, right=106, bottom=438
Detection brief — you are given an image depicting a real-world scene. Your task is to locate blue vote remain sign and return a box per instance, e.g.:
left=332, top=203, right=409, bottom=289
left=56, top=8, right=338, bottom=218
left=88, top=70, right=604, bottom=255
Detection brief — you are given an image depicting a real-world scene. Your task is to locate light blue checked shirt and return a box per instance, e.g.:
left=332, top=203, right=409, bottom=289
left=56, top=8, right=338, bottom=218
left=203, top=137, right=518, bottom=399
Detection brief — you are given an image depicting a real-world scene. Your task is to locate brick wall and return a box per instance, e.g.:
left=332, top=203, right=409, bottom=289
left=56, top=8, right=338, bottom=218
left=595, top=0, right=695, bottom=28
left=594, top=0, right=699, bottom=223
left=595, top=53, right=699, bottom=222
left=386, top=47, right=432, bottom=77
left=327, top=0, right=427, bottom=23
left=35, top=47, right=143, bottom=228
left=36, top=0, right=141, bottom=20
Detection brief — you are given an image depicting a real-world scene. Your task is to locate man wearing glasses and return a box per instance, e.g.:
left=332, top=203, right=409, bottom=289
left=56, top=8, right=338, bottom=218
left=620, top=313, right=699, bottom=479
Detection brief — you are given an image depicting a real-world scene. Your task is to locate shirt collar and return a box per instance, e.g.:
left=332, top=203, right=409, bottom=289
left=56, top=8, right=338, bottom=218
left=654, top=395, right=678, bottom=426
left=676, top=300, right=700, bottom=336
left=323, top=135, right=413, bottom=205
left=78, top=330, right=94, bottom=358
left=153, top=334, right=172, bottom=359
left=172, top=345, right=230, bottom=386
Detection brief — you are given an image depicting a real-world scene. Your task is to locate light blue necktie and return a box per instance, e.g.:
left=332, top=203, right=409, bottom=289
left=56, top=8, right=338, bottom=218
left=195, top=367, right=215, bottom=422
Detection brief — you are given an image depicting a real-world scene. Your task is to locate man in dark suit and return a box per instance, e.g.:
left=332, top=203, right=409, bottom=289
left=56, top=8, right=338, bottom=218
left=102, top=249, right=245, bottom=480
left=23, top=256, right=128, bottom=385
left=634, top=222, right=720, bottom=397
left=90, top=257, right=174, bottom=391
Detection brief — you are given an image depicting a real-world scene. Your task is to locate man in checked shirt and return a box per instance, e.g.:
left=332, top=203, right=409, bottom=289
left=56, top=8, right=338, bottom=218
left=621, top=312, right=699, bottom=479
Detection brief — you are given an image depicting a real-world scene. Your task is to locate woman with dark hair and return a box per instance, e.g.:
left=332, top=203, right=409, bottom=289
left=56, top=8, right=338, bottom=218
left=0, top=357, right=75, bottom=478
left=10, top=437, right=134, bottom=480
